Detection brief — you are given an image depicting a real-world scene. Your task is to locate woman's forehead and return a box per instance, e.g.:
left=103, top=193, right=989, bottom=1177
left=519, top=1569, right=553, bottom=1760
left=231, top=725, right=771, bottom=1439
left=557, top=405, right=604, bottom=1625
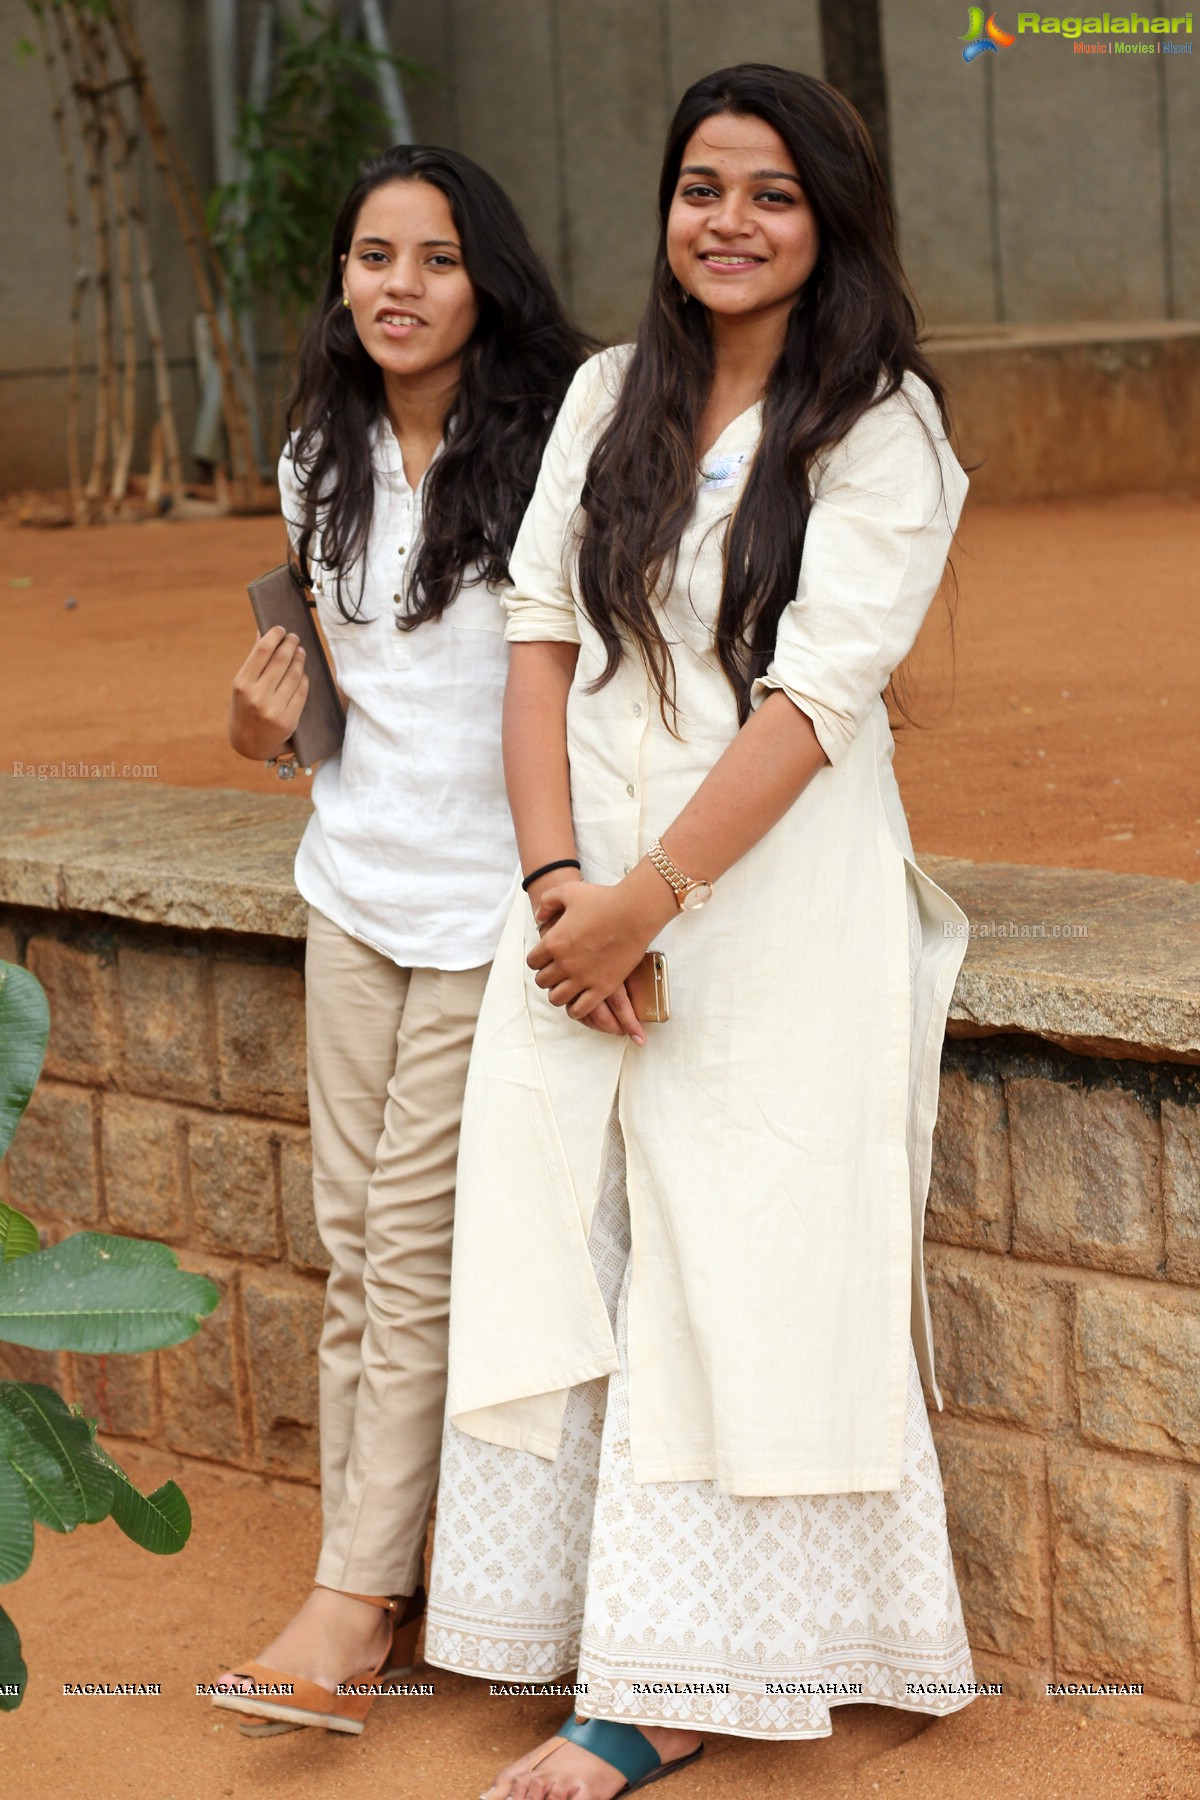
left=682, top=114, right=796, bottom=169
left=353, top=179, right=459, bottom=242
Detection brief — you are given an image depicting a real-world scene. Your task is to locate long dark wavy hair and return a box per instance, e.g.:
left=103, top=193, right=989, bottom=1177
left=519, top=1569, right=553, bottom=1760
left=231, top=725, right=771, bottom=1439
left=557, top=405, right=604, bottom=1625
left=286, top=144, right=590, bottom=623
left=576, top=65, right=954, bottom=726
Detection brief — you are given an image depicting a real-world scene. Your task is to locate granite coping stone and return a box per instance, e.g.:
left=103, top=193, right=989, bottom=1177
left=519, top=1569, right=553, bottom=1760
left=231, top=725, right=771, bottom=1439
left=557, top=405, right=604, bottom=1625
left=0, top=778, right=1196, bottom=1062
left=927, top=855, right=1199, bottom=1065
left=0, top=776, right=309, bottom=940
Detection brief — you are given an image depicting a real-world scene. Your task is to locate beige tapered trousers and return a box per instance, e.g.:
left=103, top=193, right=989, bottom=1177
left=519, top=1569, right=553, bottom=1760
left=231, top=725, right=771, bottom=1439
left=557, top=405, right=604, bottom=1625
left=304, top=905, right=490, bottom=1596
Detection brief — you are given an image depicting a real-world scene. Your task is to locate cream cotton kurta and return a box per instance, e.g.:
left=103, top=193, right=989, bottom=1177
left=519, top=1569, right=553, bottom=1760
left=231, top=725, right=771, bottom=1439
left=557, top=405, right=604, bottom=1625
left=445, top=346, right=970, bottom=1496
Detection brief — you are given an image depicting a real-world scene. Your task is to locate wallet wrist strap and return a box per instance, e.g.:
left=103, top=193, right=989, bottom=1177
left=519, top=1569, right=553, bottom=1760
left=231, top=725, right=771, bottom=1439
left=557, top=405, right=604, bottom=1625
left=265, top=751, right=313, bottom=781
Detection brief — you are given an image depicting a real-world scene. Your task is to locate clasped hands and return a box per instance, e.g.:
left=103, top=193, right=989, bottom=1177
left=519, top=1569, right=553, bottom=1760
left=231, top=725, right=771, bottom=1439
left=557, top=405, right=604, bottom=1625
left=526, top=871, right=667, bottom=1044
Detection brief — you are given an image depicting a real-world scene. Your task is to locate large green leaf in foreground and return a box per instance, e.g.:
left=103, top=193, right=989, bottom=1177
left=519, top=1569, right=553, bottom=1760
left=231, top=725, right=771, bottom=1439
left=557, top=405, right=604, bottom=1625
left=0, top=1235, right=218, bottom=1354
left=0, top=964, right=48, bottom=1162
left=95, top=1442, right=191, bottom=1554
left=0, top=1205, right=39, bottom=1262
left=0, top=1604, right=25, bottom=1710
left=0, top=1456, right=33, bottom=1584
left=0, top=1384, right=114, bottom=1533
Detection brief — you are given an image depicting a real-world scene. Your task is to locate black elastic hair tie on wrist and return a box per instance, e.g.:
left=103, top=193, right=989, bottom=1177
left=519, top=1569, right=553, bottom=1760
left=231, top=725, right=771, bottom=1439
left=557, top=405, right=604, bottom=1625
left=521, top=858, right=581, bottom=892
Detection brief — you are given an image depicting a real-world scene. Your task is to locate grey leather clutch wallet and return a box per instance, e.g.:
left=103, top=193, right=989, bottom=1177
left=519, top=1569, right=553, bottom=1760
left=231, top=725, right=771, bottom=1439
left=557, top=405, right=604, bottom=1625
left=247, top=562, right=346, bottom=769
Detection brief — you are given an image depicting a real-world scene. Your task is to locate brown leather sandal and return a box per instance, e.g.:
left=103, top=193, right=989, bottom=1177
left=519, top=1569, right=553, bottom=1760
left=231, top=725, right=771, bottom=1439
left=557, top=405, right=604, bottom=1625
left=211, top=1584, right=426, bottom=1737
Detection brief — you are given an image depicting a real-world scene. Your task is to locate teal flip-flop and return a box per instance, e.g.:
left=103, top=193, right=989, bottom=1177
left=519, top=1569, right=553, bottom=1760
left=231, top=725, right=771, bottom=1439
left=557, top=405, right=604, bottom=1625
left=517, top=1713, right=704, bottom=1795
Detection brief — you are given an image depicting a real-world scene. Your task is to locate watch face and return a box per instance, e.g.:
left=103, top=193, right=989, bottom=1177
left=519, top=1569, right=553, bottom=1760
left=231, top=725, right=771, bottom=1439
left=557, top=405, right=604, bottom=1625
left=681, top=881, right=713, bottom=911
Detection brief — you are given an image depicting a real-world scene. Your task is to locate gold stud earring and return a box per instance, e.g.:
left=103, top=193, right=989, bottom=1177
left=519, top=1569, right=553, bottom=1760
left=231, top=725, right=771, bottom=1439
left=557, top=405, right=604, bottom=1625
left=342, top=294, right=350, bottom=308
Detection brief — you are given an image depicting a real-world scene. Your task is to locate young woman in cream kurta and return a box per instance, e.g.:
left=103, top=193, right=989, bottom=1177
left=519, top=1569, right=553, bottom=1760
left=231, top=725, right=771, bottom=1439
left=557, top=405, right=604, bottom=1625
left=427, top=67, right=975, bottom=1799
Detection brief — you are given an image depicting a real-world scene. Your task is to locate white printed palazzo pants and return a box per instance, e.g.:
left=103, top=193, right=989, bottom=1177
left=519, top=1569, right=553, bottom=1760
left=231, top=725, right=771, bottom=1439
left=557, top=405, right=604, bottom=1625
left=425, top=888, right=976, bottom=1739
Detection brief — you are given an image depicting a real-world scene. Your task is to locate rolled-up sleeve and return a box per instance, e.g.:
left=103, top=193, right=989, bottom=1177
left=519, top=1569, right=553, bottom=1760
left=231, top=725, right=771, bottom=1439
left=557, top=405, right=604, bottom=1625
left=504, top=351, right=626, bottom=646
left=751, top=377, right=969, bottom=766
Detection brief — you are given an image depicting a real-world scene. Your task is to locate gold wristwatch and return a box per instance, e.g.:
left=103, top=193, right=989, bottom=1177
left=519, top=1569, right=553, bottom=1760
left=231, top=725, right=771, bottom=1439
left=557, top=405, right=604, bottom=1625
left=647, top=838, right=713, bottom=912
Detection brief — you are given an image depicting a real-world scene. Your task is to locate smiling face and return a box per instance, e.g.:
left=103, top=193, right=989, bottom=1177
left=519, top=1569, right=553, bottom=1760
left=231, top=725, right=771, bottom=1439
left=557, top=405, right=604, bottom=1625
left=340, top=178, right=479, bottom=391
left=666, top=112, right=820, bottom=338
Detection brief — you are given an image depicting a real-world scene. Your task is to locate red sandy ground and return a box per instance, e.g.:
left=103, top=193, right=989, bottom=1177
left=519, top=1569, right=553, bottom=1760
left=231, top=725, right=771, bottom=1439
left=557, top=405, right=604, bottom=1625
left=2, top=498, right=1200, bottom=1799
left=1, top=493, right=1198, bottom=880
left=5, top=1440, right=1199, bottom=1800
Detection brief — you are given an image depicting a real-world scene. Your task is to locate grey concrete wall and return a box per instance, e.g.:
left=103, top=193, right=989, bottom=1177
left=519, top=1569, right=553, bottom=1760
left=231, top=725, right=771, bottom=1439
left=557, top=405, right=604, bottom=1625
left=2, top=0, right=1197, bottom=492
left=884, top=0, right=1198, bottom=328
left=393, top=0, right=822, bottom=340
left=402, top=0, right=1195, bottom=334
left=0, top=0, right=216, bottom=492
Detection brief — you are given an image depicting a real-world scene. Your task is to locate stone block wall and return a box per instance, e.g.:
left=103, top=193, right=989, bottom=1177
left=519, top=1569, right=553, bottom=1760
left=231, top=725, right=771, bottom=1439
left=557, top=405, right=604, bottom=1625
left=927, top=1036, right=1200, bottom=1732
left=0, top=905, right=327, bottom=1484
left=2, top=790, right=1199, bottom=1739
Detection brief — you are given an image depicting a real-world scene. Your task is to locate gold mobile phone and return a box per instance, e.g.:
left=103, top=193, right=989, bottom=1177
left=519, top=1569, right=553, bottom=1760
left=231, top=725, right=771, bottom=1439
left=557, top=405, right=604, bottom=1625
left=534, top=907, right=669, bottom=1024
left=626, top=951, right=670, bottom=1024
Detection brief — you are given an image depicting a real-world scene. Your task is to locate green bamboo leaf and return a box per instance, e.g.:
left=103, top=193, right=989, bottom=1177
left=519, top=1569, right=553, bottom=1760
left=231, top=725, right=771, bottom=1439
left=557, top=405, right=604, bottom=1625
left=93, top=1445, right=191, bottom=1555
left=0, top=1234, right=219, bottom=1354
left=0, top=1603, right=25, bottom=1710
left=0, top=1204, right=40, bottom=1262
left=0, top=1455, right=34, bottom=1584
left=0, top=1384, right=113, bottom=1529
left=0, top=963, right=49, bottom=1162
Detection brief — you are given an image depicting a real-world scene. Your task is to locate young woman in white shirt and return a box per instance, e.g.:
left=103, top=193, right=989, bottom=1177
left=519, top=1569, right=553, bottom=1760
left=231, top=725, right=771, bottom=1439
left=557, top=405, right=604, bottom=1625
left=424, top=67, right=975, bottom=1798
left=214, top=144, right=588, bottom=1737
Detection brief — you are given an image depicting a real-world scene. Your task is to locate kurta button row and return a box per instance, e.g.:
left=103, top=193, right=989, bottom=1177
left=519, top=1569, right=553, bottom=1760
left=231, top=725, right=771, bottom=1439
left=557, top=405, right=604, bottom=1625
left=632, top=702, right=643, bottom=717
left=626, top=783, right=636, bottom=798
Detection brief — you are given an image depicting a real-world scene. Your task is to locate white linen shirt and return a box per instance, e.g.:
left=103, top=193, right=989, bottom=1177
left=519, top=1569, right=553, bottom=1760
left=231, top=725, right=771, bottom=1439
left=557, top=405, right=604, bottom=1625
left=280, top=418, right=520, bottom=970
left=444, top=347, right=972, bottom=1496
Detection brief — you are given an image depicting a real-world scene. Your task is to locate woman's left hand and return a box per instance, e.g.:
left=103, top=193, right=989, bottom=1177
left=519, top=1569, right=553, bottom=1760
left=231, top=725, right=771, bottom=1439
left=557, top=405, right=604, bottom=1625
left=528, top=881, right=657, bottom=1021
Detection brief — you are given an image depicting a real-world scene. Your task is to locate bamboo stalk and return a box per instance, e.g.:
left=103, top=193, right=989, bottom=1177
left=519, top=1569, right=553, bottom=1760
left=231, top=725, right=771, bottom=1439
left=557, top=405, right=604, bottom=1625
left=128, top=197, right=185, bottom=501
left=107, top=0, right=258, bottom=501
left=146, top=419, right=163, bottom=506
left=85, top=13, right=137, bottom=504
left=81, top=8, right=185, bottom=501
left=108, top=156, right=138, bottom=503
left=75, top=11, right=123, bottom=503
left=57, top=7, right=113, bottom=507
left=36, top=5, right=86, bottom=519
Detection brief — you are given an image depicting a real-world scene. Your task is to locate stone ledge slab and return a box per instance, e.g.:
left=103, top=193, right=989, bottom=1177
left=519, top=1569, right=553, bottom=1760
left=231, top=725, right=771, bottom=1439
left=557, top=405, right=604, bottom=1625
left=0, top=777, right=309, bottom=939
left=1, top=781, right=1197, bottom=1062
left=923, top=855, right=1200, bottom=1066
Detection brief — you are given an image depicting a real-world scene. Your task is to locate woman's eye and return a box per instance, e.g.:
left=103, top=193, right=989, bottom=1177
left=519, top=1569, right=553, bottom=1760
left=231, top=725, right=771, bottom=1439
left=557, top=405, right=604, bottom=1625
left=757, top=190, right=796, bottom=205
left=428, top=254, right=459, bottom=268
left=361, top=251, right=387, bottom=264
left=681, top=183, right=718, bottom=200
